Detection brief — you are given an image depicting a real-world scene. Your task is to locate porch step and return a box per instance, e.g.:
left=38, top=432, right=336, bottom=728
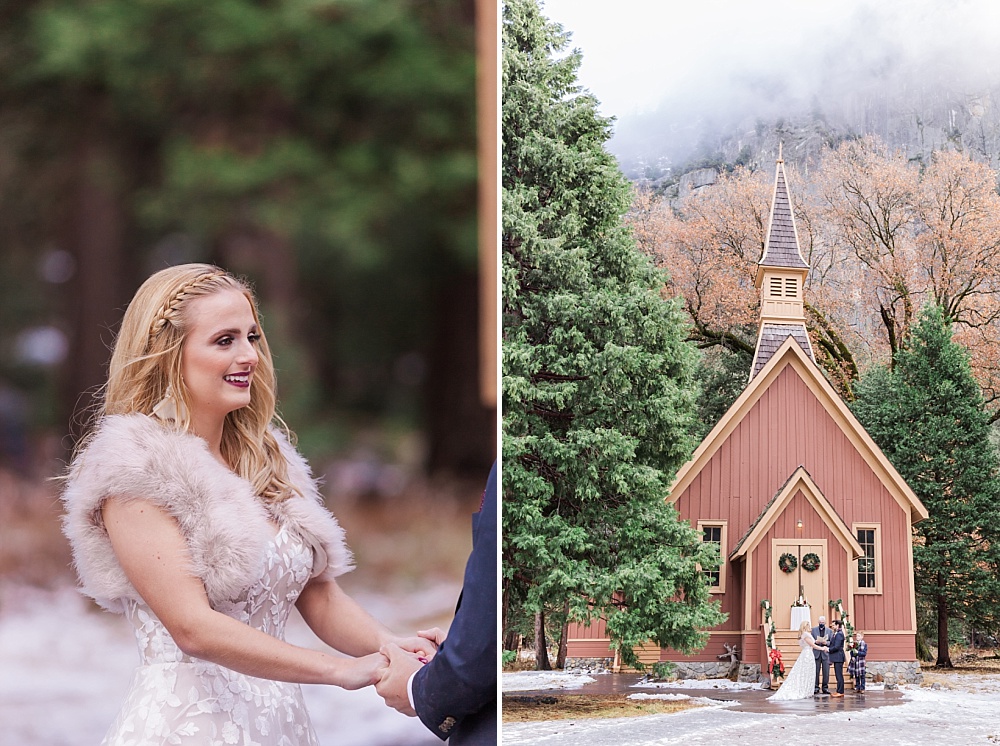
left=613, top=643, right=663, bottom=673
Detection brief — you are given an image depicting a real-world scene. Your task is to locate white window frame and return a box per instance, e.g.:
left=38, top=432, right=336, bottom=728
left=698, top=520, right=728, bottom=594
left=853, top=523, right=882, bottom=595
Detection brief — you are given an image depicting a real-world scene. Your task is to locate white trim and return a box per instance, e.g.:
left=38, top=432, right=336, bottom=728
left=669, top=337, right=929, bottom=524
left=852, top=522, right=882, bottom=595
left=698, top=519, right=728, bottom=594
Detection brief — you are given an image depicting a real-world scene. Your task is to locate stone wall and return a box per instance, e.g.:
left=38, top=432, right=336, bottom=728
left=865, top=661, right=923, bottom=688
left=565, top=658, right=922, bottom=686
left=564, top=657, right=612, bottom=673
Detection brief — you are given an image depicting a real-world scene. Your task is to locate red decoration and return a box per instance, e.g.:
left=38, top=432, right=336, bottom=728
left=768, top=648, right=785, bottom=679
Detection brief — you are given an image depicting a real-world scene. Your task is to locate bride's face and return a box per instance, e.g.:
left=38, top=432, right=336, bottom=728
left=180, top=289, right=260, bottom=431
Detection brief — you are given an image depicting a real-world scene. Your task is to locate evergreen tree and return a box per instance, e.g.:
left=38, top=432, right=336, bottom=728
left=852, top=303, right=1000, bottom=667
left=501, top=0, right=725, bottom=669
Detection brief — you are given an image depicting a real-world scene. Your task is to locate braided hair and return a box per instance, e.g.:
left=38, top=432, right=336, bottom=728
left=90, top=263, right=299, bottom=503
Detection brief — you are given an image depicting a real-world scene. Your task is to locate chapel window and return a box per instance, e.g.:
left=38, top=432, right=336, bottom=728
left=857, top=528, right=877, bottom=588
left=702, top=525, right=723, bottom=588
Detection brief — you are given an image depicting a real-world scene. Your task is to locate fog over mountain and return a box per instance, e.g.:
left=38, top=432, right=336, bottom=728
left=540, top=0, right=1000, bottom=178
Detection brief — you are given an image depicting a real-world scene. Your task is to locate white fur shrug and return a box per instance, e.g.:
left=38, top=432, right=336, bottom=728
left=62, top=414, right=352, bottom=613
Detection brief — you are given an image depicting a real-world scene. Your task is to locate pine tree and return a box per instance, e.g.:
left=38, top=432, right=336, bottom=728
left=852, top=303, right=1000, bottom=667
left=501, top=0, right=725, bottom=669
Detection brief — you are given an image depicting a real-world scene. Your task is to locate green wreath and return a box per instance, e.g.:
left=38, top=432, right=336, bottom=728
left=778, top=552, right=798, bottom=573
left=802, top=553, right=821, bottom=572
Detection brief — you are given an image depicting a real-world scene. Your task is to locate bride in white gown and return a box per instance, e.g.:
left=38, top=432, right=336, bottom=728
left=768, top=621, right=829, bottom=701
left=62, top=265, right=437, bottom=745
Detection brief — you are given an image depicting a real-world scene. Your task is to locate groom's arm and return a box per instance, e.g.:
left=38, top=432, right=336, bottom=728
left=409, top=463, right=497, bottom=740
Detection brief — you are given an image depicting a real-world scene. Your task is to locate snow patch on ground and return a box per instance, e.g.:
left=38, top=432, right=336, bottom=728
left=627, top=692, right=737, bottom=708
left=503, top=671, right=597, bottom=692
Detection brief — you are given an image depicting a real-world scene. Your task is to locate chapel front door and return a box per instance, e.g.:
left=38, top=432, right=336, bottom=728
left=771, top=539, right=828, bottom=631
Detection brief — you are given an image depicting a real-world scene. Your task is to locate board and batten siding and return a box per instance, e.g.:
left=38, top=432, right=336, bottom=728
left=673, top=365, right=915, bottom=648
left=565, top=361, right=917, bottom=663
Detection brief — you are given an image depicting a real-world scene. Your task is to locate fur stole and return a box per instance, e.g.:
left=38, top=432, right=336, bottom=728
left=61, top=413, right=352, bottom=613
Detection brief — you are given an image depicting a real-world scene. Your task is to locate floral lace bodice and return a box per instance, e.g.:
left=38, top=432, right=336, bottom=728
left=123, top=524, right=313, bottom=663
left=104, top=524, right=320, bottom=745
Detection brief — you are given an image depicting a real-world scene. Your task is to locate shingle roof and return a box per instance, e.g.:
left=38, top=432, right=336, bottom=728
left=760, top=162, right=808, bottom=270
left=751, top=323, right=812, bottom=378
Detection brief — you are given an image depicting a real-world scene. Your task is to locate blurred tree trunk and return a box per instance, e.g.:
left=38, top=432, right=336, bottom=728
left=60, top=106, right=131, bottom=441
left=425, top=271, right=496, bottom=475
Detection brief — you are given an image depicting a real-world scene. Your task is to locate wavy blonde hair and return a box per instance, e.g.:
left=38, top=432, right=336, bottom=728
left=96, top=263, right=297, bottom=503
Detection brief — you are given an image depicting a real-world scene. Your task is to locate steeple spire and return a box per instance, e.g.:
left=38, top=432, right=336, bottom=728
left=749, top=151, right=814, bottom=380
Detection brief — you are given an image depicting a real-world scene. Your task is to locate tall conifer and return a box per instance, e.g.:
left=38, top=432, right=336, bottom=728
left=852, top=303, right=1000, bottom=666
left=501, top=0, right=724, bottom=668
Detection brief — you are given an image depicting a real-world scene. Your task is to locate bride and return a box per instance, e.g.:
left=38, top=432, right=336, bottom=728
left=62, top=265, right=437, bottom=745
left=768, top=620, right=828, bottom=700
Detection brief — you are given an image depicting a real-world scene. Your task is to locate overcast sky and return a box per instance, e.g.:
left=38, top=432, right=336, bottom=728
left=539, top=0, right=1000, bottom=159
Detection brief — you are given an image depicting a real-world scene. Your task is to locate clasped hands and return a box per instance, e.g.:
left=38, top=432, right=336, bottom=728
left=371, top=627, right=446, bottom=716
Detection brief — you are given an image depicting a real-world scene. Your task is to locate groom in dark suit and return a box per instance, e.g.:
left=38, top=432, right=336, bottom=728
left=812, top=615, right=831, bottom=695
left=376, top=462, right=497, bottom=744
left=828, top=619, right=847, bottom=697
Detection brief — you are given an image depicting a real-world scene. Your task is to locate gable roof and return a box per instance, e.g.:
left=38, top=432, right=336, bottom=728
left=758, top=155, right=808, bottom=271
left=729, top=465, right=865, bottom=560
left=669, top=336, right=929, bottom=523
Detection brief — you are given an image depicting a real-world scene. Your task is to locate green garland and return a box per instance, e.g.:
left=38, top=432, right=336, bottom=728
left=828, top=599, right=856, bottom=649
left=760, top=599, right=777, bottom=649
left=802, top=552, right=821, bottom=572
left=778, top=552, right=798, bottom=573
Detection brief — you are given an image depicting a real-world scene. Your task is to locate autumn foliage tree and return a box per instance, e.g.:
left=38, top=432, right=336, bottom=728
left=639, top=136, right=1000, bottom=417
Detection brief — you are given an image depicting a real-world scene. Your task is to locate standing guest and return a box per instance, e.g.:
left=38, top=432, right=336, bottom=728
left=848, top=631, right=869, bottom=692
left=811, top=615, right=832, bottom=695
left=828, top=619, right=846, bottom=697
left=62, top=264, right=436, bottom=746
left=375, top=461, right=497, bottom=743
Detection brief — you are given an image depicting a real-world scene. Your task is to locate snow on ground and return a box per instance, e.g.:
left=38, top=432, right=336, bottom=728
left=627, top=693, right=737, bottom=708
left=0, top=582, right=459, bottom=745
left=503, top=677, right=1000, bottom=745
left=503, top=671, right=598, bottom=692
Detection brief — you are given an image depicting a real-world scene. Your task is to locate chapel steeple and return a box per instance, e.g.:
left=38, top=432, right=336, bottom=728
left=749, top=147, right=814, bottom=380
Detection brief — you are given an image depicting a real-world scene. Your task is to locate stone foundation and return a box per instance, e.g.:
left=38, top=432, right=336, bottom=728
left=564, top=657, right=613, bottom=673
left=864, top=661, right=923, bottom=688
left=565, top=658, right=922, bottom=687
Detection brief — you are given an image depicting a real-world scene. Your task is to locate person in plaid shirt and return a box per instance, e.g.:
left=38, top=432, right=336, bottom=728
left=848, top=631, right=868, bottom=692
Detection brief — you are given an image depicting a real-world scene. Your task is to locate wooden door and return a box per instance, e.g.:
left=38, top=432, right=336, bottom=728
left=771, top=539, right=828, bottom=630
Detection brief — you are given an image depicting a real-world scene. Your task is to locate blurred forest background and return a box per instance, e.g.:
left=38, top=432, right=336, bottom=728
left=0, top=0, right=496, bottom=595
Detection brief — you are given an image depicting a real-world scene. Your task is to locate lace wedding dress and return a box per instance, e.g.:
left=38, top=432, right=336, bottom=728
left=102, top=525, right=321, bottom=745
left=768, top=634, right=818, bottom=701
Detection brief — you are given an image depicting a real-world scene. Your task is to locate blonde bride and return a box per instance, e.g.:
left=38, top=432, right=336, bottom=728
left=769, top=620, right=828, bottom=701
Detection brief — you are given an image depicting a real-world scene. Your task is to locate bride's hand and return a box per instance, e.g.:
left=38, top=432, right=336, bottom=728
left=338, top=651, right=388, bottom=691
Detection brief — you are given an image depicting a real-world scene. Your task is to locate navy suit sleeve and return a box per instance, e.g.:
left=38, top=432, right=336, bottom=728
left=411, top=462, right=497, bottom=742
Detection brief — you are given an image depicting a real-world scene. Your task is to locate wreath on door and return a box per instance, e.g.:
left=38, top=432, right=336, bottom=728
left=802, top=552, right=821, bottom=572
left=778, top=552, right=798, bottom=573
